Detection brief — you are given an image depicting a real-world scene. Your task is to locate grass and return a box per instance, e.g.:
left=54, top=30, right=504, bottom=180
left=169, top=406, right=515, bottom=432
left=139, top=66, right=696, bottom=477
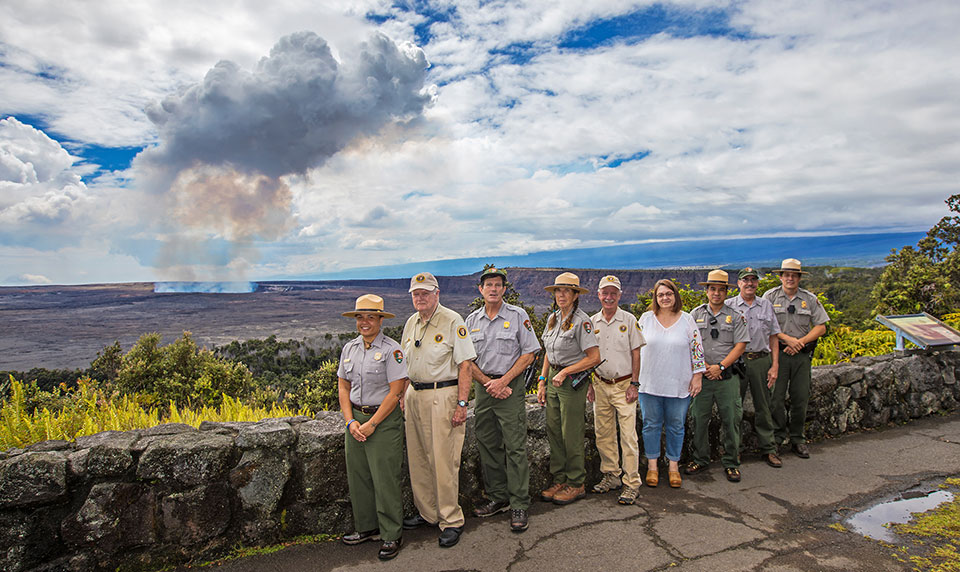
left=890, top=477, right=960, bottom=572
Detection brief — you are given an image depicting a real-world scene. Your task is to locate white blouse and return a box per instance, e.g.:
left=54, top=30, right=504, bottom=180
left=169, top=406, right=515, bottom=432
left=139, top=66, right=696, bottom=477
left=637, top=311, right=706, bottom=398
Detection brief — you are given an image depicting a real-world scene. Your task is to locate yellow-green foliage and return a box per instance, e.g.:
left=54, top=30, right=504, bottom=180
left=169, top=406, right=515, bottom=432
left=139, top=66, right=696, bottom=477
left=893, top=478, right=960, bottom=572
left=813, top=325, right=897, bottom=366
left=0, top=377, right=307, bottom=450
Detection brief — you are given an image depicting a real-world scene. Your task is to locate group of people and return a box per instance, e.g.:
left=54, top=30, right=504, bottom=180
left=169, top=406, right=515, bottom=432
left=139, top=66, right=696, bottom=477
left=336, top=259, right=829, bottom=561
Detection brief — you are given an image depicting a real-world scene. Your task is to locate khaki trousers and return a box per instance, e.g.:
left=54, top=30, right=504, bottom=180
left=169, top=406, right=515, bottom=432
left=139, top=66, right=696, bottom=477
left=404, top=383, right=465, bottom=530
left=592, top=379, right=641, bottom=488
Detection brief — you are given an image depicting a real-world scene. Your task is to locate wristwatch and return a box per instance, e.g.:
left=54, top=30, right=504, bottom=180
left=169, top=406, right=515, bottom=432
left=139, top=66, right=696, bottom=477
left=719, top=363, right=726, bottom=371
left=629, top=381, right=639, bottom=387
left=457, top=399, right=468, bottom=407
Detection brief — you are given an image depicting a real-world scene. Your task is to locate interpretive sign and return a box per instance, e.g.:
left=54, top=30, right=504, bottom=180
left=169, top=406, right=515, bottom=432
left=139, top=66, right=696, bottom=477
left=876, top=313, right=960, bottom=350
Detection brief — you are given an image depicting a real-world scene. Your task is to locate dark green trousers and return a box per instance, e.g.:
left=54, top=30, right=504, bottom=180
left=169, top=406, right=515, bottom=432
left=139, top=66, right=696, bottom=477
left=474, top=376, right=530, bottom=509
left=772, top=350, right=812, bottom=445
left=690, top=373, right=742, bottom=468
left=545, top=367, right=587, bottom=487
left=345, top=406, right=404, bottom=541
left=741, top=355, right=777, bottom=454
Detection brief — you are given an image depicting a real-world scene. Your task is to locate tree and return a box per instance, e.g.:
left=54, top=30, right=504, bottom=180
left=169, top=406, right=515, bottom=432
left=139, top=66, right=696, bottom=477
left=872, top=194, right=960, bottom=316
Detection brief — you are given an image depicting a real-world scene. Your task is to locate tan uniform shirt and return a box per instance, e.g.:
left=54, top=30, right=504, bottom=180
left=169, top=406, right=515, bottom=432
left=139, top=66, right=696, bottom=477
left=337, top=332, right=408, bottom=406
left=402, top=303, right=477, bottom=382
left=590, top=307, right=645, bottom=380
left=542, top=308, right=599, bottom=367
left=691, top=304, right=750, bottom=365
left=762, top=286, right=830, bottom=338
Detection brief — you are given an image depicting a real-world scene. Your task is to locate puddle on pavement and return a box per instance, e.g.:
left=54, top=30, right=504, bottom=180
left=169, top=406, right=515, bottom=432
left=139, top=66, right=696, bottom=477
left=844, top=488, right=955, bottom=542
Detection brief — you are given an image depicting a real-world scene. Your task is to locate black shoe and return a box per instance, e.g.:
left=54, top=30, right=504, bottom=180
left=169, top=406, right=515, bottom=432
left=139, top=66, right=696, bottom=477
left=438, top=526, right=463, bottom=548
left=510, top=509, right=528, bottom=533
left=791, top=442, right=810, bottom=459
left=474, top=499, right=510, bottom=518
left=724, top=467, right=741, bottom=482
left=378, top=538, right=402, bottom=560
left=342, top=529, right=379, bottom=545
left=402, top=514, right=432, bottom=530
left=684, top=461, right=707, bottom=475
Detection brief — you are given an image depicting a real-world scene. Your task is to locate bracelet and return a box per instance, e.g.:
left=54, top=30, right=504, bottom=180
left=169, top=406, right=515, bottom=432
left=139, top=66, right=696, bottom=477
left=538, top=375, right=546, bottom=382
left=346, top=419, right=357, bottom=428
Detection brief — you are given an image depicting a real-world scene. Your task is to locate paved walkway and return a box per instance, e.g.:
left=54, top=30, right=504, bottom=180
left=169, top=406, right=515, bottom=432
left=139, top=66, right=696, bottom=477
left=180, top=412, right=960, bottom=571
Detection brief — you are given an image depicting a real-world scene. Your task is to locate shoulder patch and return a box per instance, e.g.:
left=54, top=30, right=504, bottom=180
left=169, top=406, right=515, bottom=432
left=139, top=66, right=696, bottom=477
left=619, top=324, right=628, bottom=332
left=435, top=333, right=444, bottom=343
left=393, top=349, right=403, bottom=363
left=583, top=321, right=592, bottom=334
left=457, top=326, right=467, bottom=338
left=636, top=321, right=642, bottom=330
left=524, top=319, right=532, bottom=331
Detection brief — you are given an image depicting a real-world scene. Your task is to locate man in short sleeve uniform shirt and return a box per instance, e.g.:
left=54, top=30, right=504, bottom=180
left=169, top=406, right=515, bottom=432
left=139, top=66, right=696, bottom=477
left=400, top=272, right=477, bottom=548
left=762, top=258, right=828, bottom=458
left=588, top=275, right=645, bottom=505
left=465, top=267, right=540, bottom=532
left=687, top=269, right=750, bottom=482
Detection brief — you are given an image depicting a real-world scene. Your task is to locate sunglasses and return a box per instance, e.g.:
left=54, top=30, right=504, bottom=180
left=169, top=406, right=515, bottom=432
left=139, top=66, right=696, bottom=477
left=709, top=316, right=719, bottom=339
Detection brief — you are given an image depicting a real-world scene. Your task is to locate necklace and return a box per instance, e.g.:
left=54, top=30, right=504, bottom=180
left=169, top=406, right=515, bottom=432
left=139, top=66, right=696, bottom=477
left=414, top=313, right=435, bottom=347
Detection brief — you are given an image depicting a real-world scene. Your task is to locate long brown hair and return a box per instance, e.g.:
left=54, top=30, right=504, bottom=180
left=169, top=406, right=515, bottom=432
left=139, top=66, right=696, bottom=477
left=547, top=296, right=580, bottom=330
left=648, top=279, right=682, bottom=314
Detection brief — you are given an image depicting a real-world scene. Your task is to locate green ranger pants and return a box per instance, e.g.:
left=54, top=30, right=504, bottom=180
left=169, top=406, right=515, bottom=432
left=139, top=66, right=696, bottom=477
left=345, top=406, right=404, bottom=541
left=772, top=350, right=812, bottom=445
left=474, top=375, right=530, bottom=509
left=545, top=367, right=587, bottom=487
left=741, top=355, right=778, bottom=454
left=690, top=373, right=742, bottom=468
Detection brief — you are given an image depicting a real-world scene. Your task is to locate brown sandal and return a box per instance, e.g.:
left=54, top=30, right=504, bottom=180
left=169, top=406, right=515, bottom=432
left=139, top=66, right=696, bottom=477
left=669, top=471, right=682, bottom=488
left=645, top=469, right=659, bottom=487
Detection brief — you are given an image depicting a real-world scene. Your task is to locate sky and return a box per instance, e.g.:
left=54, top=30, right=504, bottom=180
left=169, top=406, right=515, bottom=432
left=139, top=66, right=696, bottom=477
left=0, top=0, right=958, bottom=286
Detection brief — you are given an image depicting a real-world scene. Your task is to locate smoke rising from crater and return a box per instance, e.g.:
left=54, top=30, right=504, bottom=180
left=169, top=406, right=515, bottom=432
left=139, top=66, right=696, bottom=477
left=136, top=30, right=433, bottom=284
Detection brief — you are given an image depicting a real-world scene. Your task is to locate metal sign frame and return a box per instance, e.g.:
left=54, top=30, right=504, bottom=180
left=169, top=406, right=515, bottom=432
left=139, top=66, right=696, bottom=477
left=875, top=312, right=960, bottom=350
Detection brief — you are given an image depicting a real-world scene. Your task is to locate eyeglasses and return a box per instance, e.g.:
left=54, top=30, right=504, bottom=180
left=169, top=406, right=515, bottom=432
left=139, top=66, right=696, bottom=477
left=787, top=305, right=796, bottom=314
left=709, top=316, right=719, bottom=339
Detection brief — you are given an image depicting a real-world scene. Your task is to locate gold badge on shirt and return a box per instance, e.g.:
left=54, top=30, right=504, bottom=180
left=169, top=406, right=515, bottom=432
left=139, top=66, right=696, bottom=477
left=725, top=315, right=732, bottom=324
left=374, top=352, right=382, bottom=360
left=503, top=321, right=510, bottom=329
left=435, top=333, right=444, bottom=343
left=801, top=300, right=808, bottom=309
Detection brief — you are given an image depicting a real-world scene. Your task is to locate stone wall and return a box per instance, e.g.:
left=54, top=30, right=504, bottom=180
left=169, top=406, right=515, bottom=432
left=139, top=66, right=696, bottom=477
left=2, top=350, right=958, bottom=571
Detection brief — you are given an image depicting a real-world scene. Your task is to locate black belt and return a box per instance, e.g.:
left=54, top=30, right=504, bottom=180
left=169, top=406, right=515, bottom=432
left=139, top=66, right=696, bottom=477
left=411, top=379, right=458, bottom=390
left=744, top=351, right=770, bottom=360
left=480, top=371, right=506, bottom=379
left=598, top=374, right=631, bottom=385
left=351, top=402, right=379, bottom=414
left=780, top=342, right=816, bottom=354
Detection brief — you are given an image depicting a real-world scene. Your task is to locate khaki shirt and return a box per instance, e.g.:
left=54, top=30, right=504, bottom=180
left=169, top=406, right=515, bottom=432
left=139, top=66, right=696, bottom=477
left=590, top=307, right=645, bottom=380
left=542, top=308, right=599, bottom=367
left=337, top=332, right=408, bottom=406
left=465, top=302, right=541, bottom=376
left=762, top=286, right=830, bottom=338
left=691, top=304, right=750, bottom=365
left=402, top=304, right=477, bottom=383
left=725, top=294, right=781, bottom=353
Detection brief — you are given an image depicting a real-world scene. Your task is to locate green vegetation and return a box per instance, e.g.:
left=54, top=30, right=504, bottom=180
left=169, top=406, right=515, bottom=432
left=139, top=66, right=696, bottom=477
left=889, top=477, right=960, bottom=572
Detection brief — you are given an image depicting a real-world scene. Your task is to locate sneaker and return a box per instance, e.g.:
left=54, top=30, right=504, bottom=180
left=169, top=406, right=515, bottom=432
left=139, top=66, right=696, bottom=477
left=617, top=486, right=640, bottom=505
left=474, top=499, right=510, bottom=517
left=553, top=484, right=586, bottom=505
left=592, top=473, right=622, bottom=494
left=510, top=509, right=528, bottom=532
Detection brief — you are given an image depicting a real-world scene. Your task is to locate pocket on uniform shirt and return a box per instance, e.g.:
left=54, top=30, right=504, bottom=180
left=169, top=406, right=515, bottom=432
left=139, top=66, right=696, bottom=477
left=495, top=331, right=516, bottom=355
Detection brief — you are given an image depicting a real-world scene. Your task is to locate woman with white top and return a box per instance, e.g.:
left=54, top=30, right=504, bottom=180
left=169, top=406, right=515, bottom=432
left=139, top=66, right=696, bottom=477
left=637, top=279, right=706, bottom=488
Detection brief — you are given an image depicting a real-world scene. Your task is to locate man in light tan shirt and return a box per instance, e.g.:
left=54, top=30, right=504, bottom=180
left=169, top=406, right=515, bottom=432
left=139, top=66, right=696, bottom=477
left=400, top=272, right=477, bottom=548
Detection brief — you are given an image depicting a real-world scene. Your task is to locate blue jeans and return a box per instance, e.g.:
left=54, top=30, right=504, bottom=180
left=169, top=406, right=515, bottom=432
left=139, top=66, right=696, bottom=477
left=639, top=393, right=691, bottom=462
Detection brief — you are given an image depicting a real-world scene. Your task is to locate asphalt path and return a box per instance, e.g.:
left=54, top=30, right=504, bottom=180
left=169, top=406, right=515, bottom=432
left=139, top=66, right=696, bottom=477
left=177, top=412, right=960, bottom=572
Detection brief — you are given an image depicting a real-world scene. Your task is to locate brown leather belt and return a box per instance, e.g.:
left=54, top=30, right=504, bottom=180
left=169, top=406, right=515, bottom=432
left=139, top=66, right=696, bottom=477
left=597, top=374, right=631, bottom=385
left=411, top=379, right=458, bottom=390
left=351, top=402, right=379, bottom=414
left=744, top=351, right=770, bottom=360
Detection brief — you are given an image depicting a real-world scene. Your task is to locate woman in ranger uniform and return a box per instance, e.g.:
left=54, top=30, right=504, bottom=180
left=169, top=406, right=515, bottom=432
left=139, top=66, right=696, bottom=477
left=537, top=272, right=601, bottom=506
left=338, top=294, right=409, bottom=561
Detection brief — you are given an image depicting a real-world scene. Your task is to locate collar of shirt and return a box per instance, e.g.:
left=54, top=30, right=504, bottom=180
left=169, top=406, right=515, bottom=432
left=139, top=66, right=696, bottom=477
left=595, top=308, right=624, bottom=324
left=731, top=294, right=757, bottom=308
left=479, top=303, right=508, bottom=323
left=416, top=304, right=445, bottom=325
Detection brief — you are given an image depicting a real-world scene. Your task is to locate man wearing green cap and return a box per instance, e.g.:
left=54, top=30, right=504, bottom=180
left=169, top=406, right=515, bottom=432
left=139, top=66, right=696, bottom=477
left=466, top=266, right=540, bottom=532
left=726, top=267, right=783, bottom=468
left=762, top=259, right=829, bottom=458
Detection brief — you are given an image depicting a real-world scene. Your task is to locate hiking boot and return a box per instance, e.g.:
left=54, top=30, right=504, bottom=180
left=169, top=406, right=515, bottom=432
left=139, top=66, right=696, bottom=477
left=592, top=473, right=622, bottom=494
left=541, top=482, right=565, bottom=501
left=617, top=486, right=640, bottom=505
left=510, top=509, right=528, bottom=532
left=553, top=484, right=585, bottom=505
left=474, top=499, right=509, bottom=517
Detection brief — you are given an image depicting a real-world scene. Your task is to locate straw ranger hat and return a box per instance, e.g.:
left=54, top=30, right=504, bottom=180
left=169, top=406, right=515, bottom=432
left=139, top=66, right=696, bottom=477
left=544, top=272, right=589, bottom=295
left=698, top=269, right=733, bottom=286
left=342, top=294, right=395, bottom=319
left=774, top=258, right=808, bottom=275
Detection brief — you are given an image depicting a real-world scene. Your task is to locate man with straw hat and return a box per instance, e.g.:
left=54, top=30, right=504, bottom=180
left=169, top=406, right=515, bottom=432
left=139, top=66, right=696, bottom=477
left=726, top=267, right=783, bottom=468
left=465, top=266, right=541, bottom=532
left=686, top=270, right=750, bottom=482
left=588, top=274, right=646, bottom=505
left=762, top=258, right=829, bottom=458
left=338, top=294, right=407, bottom=560
left=400, top=272, right=477, bottom=548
